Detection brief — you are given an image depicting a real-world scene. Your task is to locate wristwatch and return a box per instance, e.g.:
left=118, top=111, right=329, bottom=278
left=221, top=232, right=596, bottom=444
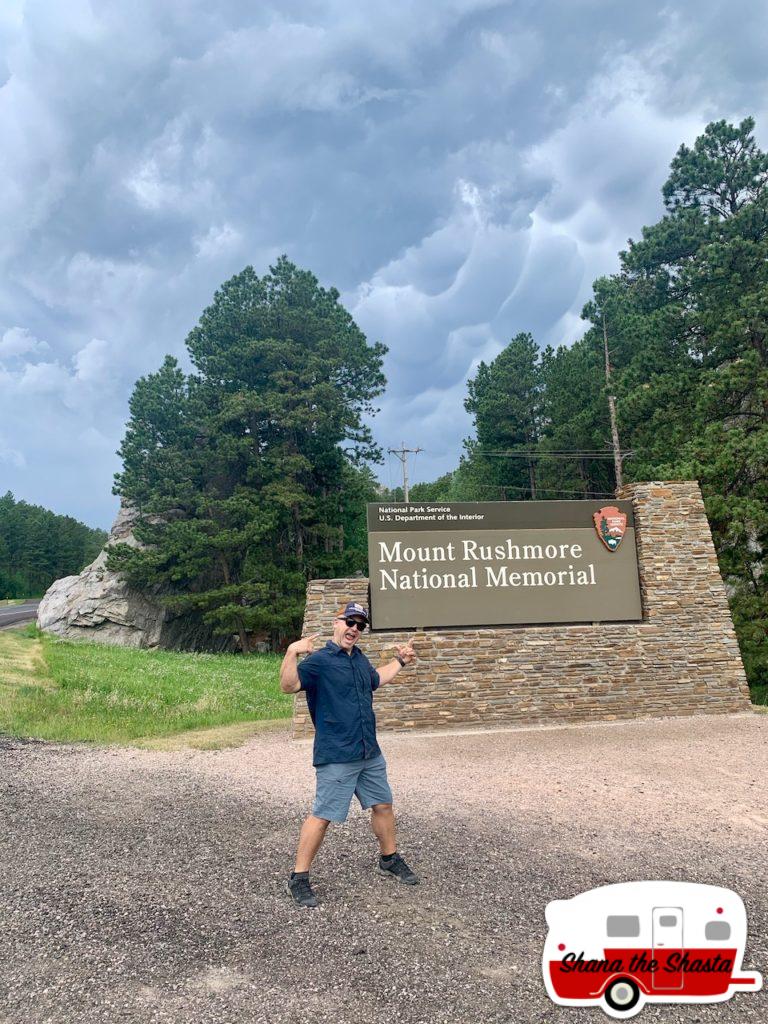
left=395, top=654, right=407, bottom=668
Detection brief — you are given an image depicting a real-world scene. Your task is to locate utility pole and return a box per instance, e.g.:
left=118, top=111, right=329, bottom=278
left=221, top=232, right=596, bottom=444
left=602, top=314, right=623, bottom=490
left=388, top=442, right=422, bottom=502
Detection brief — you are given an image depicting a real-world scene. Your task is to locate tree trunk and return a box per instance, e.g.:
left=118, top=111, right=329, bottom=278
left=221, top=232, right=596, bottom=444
left=218, top=553, right=231, bottom=586
left=750, top=330, right=766, bottom=365
left=293, top=505, right=304, bottom=562
left=577, top=457, right=589, bottom=498
left=236, top=617, right=250, bottom=654
left=218, top=553, right=250, bottom=653
left=603, top=315, right=624, bottom=491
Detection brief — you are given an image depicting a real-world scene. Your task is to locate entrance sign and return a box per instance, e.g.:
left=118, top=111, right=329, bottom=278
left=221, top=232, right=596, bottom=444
left=295, top=484, right=752, bottom=738
left=367, top=500, right=642, bottom=630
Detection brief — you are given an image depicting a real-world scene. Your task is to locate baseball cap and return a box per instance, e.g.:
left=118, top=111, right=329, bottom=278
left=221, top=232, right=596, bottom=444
left=337, top=601, right=369, bottom=623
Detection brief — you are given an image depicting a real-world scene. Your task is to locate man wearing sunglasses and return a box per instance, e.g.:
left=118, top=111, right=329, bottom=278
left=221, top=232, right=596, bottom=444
left=280, top=601, right=418, bottom=908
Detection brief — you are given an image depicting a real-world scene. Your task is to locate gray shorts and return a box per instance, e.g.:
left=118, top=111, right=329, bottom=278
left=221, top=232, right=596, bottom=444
left=312, top=753, right=393, bottom=823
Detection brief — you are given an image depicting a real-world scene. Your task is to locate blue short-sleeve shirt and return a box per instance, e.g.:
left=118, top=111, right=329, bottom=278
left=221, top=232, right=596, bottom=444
left=297, top=641, right=382, bottom=766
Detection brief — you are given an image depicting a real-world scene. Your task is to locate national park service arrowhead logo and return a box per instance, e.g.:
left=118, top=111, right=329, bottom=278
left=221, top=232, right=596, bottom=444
left=593, top=505, right=627, bottom=552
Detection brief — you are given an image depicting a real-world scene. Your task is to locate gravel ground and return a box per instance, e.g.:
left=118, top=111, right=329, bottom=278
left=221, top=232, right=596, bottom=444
left=1, top=712, right=767, bottom=1024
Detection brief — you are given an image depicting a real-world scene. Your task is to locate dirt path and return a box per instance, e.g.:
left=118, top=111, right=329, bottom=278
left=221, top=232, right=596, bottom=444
left=1, top=712, right=767, bottom=1023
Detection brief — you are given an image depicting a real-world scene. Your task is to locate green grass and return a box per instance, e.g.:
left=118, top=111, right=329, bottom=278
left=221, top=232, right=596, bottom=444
left=0, top=598, right=31, bottom=605
left=750, top=684, right=768, bottom=708
left=15, top=623, right=40, bottom=638
left=0, top=629, right=290, bottom=746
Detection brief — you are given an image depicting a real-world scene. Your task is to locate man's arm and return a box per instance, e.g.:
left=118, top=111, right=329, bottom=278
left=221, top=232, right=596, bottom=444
left=280, top=633, right=320, bottom=693
left=377, top=641, right=417, bottom=686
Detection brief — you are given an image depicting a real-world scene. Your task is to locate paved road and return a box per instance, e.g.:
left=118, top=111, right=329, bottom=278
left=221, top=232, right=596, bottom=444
left=0, top=600, right=40, bottom=629
left=1, top=713, right=766, bottom=1023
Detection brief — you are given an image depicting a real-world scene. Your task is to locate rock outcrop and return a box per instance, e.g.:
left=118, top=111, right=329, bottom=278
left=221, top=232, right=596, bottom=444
left=37, top=504, right=236, bottom=651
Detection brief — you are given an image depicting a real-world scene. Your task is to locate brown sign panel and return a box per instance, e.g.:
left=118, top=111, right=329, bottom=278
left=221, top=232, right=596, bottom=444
left=367, top=500, right=642, bottom=630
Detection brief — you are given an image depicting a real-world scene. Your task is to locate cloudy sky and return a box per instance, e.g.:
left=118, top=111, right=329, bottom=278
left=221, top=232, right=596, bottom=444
left=1, top=1, right=767, bottom=529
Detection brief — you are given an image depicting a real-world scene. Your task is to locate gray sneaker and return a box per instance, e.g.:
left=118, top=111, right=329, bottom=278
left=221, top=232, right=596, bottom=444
left=378, top=853, right=420, bottom=885
left=287, top=875, right=319, bottom=908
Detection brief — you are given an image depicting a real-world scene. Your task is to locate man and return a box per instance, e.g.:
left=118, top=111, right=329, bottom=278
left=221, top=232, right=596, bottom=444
left=280, top=600, right=418, bottom=908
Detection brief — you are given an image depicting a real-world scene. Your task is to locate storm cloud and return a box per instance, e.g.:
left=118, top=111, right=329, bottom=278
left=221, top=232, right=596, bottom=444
left=1, top=0, right=767, bottom=526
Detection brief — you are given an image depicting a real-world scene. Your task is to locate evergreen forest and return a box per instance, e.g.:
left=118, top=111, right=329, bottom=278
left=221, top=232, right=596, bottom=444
left=0, top=492, right=106, bottom=599
left=408, top=118, right=768, bottom=686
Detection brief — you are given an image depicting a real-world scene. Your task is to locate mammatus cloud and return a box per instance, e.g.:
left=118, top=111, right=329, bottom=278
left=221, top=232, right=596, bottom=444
left=0, top=1, right=766, bottom=526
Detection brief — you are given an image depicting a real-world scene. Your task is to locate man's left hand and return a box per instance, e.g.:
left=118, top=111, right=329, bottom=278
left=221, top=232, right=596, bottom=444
left=396, top=642, right=417, bottom=665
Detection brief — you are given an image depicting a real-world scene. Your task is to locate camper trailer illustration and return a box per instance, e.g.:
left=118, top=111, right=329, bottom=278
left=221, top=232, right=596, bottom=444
left=543, top=881, right=762, bottom=1018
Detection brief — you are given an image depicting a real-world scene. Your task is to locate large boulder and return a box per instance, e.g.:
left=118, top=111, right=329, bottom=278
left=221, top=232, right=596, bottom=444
left=37, top=504, right=236, bottom=651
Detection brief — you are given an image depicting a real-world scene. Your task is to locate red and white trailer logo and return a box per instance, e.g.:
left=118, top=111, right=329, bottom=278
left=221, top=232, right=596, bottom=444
left=543, top=881, right=762, bottom=1018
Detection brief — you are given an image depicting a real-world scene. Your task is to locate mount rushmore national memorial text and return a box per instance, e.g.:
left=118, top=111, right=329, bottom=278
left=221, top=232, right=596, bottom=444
left=367, top=498, right=642, bottom=629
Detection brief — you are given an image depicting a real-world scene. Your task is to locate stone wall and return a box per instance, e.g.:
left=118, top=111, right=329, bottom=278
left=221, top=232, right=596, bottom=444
left=292, top=482, right=753, bottom=736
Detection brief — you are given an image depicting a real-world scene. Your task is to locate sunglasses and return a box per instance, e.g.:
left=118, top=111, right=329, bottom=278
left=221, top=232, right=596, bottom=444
left=338, top=616, right=367, bottom=631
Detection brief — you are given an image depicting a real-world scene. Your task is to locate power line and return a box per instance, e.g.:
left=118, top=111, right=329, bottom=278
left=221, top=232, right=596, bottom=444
left=475, top=449, right=628, bottom=455
left=437, top=483, right=618, bottom=498
left=387, top=442, right=423, bottom=502
left=477, top=449, right=617, bottom=454
left=474, top=450, right=636, bottom=460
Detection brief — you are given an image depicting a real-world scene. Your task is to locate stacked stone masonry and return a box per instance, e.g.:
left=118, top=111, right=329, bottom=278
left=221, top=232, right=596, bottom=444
left=292, top=482, right=753, bottom=737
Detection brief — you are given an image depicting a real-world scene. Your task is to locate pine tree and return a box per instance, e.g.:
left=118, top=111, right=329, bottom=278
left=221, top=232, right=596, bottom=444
left=108, top=258, right=387, bottom=649
left=461, top=332, right=542, bottom=499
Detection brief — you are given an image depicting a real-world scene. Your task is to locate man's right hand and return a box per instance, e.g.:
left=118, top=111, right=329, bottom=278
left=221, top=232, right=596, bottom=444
left=289, top=633, right=321, bottom=656
left=281, top=633, right=321, bottom=693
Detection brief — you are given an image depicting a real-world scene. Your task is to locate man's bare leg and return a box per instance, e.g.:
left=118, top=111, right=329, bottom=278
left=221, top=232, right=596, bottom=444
left=371, top=802, right=420, bottom=885
left=294, top=814, right=331, bottom=873
left=370, top=802, right=396, bottom=856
